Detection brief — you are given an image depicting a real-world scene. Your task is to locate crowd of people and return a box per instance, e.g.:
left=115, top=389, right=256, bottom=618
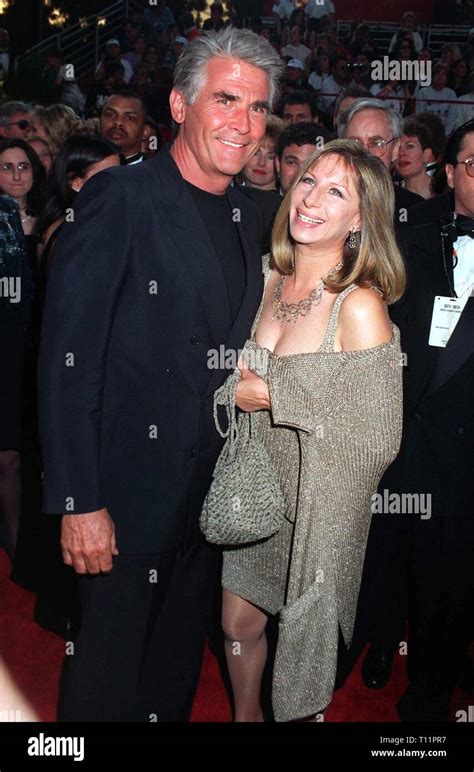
left=0, top=3, right=473, bottom=726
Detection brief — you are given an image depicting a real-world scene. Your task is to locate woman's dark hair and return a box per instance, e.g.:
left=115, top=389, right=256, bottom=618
left=39, top=134, right=121, bottom=236
left=402, top=117, right=433, bottom=151
left=0, top=138, right=47, bottom=216
left=414, top=111, right=446, bottom=159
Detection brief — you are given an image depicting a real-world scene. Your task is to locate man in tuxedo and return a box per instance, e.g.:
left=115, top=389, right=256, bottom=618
left=355, top=120, right=474, bottom=720
left=338, top=99, right=421, bottom=226
left=38, top=28, right=282, bottom=722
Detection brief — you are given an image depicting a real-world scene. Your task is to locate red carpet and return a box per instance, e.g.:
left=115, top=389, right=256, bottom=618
left=0, top=550, right=469, bottom=722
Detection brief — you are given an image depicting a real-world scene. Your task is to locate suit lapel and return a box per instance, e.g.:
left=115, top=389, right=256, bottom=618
left=399, top=232, right=451, bottom=406
left=421, top=296, right=474, bottom=400
left=412, top=230, right=472, bottom=402
left=149, top=148, right=233, bottom=346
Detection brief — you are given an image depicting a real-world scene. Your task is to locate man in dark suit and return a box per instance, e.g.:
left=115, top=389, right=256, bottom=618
left=38, top=28, right=283, bottom=722
left=354, top=120, right=474, bottom=720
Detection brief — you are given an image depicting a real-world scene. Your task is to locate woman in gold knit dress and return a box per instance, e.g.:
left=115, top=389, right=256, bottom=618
left=220, top=139, right=406, bottom=722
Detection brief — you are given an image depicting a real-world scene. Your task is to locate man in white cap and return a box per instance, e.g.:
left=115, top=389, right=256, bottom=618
left=95, top=39, right=133, bottom=84
left=284, top=58, right=305, bottom=88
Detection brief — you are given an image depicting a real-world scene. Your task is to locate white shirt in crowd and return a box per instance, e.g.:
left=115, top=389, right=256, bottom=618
left=416, top=85, right=458, bottom=135
left=318, top=74, right=343, bottom=111
left=308, top=71, right=328, bottom=92
left=453, top=235, right=474, bottom=300
left=306, top=0, right=335, bottom=18
left=281, top=43, right=312, bottom=64
left=370, top=83, right=405, bottom=114
left=388, top=29, right=423, bottom=53
left=272, top=0, right=297, bottom=20
left=455, top=92, right=474, bottom=129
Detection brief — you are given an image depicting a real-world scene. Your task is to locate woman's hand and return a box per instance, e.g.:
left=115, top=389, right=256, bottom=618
left=235, top=359, right=270, bottom=412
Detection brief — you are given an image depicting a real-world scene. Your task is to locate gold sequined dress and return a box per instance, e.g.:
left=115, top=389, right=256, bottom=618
left=222, top=258, right=403, bottom=722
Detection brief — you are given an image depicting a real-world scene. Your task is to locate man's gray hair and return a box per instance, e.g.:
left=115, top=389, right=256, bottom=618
left=173, top=27, right=283, bottom=108
left=337, top=98, right=404, bottom=140
left=0, top=101, right=31, bottom=125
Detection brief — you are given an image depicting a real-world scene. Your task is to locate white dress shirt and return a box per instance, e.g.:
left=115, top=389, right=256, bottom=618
left=453, top=234, right=474, bottom=299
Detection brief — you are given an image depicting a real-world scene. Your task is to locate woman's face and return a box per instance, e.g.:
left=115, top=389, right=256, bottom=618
left=396, top=134, right=428, bottom=179
left=26, top=120, right=49, bottom=145
left=319, top=54, right=330, bottom=72
left=399, top=41, right=413, bottom=60
left=144, top=49, right=158, bottom=65
left=433, top=68, right=448, bottom=89
left=243, top=142, right=277, bottom=189
left=289, top=154, right=361, bottom=251
left=0, top=147, right=34, bottom=200
left=454, top=60, right=467, bottom=77
left=28, top=139, right=53, bottom=174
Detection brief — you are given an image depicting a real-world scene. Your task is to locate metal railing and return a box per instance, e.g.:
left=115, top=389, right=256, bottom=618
left=20, top=0, right=144, bottom=78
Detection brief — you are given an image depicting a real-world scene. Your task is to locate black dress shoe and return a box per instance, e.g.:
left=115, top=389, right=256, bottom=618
left=362, top=644, right=395, bottom=689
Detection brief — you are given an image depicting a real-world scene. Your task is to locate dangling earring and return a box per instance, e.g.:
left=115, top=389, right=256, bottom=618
left=348, top=230, right=357, bottom=249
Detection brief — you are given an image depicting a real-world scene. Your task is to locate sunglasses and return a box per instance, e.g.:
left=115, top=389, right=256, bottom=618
left=5, top=119, right=30, bottom=129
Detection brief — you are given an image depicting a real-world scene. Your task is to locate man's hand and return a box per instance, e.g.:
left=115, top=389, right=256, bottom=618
left=61, top=508, right=119, bottom=575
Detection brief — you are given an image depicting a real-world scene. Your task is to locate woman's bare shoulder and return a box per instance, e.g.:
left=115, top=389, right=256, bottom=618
left=338, top=286, right=393, bottom=351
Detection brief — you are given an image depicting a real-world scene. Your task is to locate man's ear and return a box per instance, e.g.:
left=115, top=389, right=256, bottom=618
left=445, top=163, right=455, bottom=190
left=169, top=88, right=186, bottom=125
left=275, top=155, right=281, bottom=175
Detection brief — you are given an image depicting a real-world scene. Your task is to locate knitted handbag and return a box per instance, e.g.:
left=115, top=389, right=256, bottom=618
left=200, top=370, right=286, bottom=545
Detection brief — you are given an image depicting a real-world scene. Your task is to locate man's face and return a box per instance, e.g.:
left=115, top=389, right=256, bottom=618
left=446, top=131, right=474, bottom=218
left=0, top=111, right=30, bottom=139
left=285, top=66, right=303, bottom=83
left=344, top=108, right=399, bottom=169
left=283, top=102, right=313, bottom=124
left=170, top=57, right=269, bottom=188
left=106, top=44, right=120, bottom=59
left=290, top=27, right=301, bottom=46
left=277, top=142, right=316, bottom=195
left=100, top=96, right=146, bottom=155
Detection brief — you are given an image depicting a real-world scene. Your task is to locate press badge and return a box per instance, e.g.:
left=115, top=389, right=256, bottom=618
left=428, top=293, right=470, bottom=347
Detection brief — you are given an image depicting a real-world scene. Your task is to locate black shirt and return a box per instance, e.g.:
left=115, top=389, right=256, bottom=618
left=185, top=181, right=246, bottom=323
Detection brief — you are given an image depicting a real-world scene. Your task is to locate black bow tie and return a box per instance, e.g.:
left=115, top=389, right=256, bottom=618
left=455, top=214, right=474, bottom=239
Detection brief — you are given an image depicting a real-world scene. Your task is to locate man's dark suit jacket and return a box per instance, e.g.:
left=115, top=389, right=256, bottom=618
left=38, top=148, right=263, bottom=553
left=389, top=221, right=474, bottom=520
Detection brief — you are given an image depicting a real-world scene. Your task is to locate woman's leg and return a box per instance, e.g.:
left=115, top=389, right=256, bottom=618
left=222, top=589, right=268, bottom=722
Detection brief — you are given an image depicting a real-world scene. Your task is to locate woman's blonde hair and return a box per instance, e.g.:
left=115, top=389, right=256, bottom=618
left=271, top=139, right=406, bottom=304
left=30, top=105, right=98, bottom=158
